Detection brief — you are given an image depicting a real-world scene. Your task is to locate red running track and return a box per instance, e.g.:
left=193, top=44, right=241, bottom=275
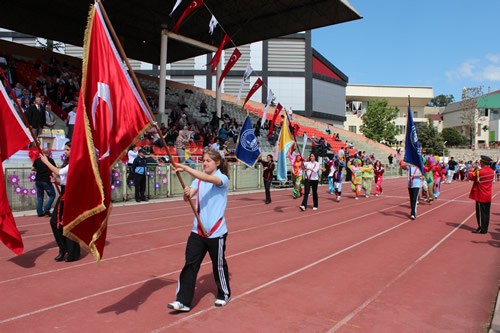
left=0, top=177, right=499, bottom=332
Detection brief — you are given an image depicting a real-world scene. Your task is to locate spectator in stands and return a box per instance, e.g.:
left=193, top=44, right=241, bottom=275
left=159, top=122, right=167, bottom=136
left=325, top=125, right=331, bottom=135
left=219, top=124, right=231, bottom=142
left=175, top=126, right=191, bottom=164
left=32, top=148, right=56, bottom=217
left=230, top=125, right=239, bottom=144
left=13, top=82, right=22, bottom=98
left=26, top=96, right=46, bottom=137
left=65, top=104, right=77, bottom=140
left=211, top=138, right=220, bottom=152
left=200, top=99, right=207, bottom=114
left=45, top=103, right=57, bottom=129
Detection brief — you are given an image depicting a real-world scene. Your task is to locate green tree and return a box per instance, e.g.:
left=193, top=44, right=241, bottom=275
left=441, top=127, right=467, bottom=147
left=417, top=119, right=444, bottom=155
left=428, top=94, right=455, bottom=107
left=460, top=87, right=484, bottom=148
left=360, top=99, right=399, bottom=144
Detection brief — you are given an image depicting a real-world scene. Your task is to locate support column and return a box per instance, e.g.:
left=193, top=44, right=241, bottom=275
left=158, top=29, right=168, bottom=116
left=216, top=60, right=222, bottom=118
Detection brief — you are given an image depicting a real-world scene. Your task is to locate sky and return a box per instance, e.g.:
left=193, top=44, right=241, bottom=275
left=312, top=0, right=500, bottom=101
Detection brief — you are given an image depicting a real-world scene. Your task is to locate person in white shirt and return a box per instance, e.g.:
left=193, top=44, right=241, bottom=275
left=66, top=105, right=77, bottom=140
left=300, top=152, right=320, bottom=211
left=40, top=142, right=80, bottom=262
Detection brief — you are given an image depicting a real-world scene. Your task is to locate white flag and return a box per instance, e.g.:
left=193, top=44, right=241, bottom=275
left=169, top=0, right=182, bottom=16
left=301, top=133, right=308, bottom=156
left=261, top=89, right=274, bottom=128
left=209, top=15, right=218, bottom=35
left=235, top=63, right=254, bottom=103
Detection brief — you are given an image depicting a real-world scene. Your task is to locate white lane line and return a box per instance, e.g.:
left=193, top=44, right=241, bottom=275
left=0, top=195, right=402, bottom=284
left=0, top=196, right=412, bottom=324
left=326, top=211, right=475, bottom=332
left=149, top=193, right=465, bottom=332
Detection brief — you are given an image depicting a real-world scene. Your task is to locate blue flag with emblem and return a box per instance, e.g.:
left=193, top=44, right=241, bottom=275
left=403, top=103, right=425, bottom=175
left=235, top=115, right=261, bottom=167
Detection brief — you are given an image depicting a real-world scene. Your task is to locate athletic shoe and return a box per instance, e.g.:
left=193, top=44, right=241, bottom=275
left=336, top=197, right=340, bottom=202
left=299, top=206, right=306, bottom=211
left=214, top=298, right=230, bottom=307
left=167, top=301, right=191, bottom=312
left=354, top=197, right=359, bottom=200
left=365, top=194, right=369, bottom=198
left=375, top=194, right=379, bottom=197
left=312, top=207, right=318, bottom=210
left=410, top=215, right=415, bottom=220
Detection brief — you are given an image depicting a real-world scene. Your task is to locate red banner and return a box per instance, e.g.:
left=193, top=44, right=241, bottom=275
left=218, top=48, right=241, bottom=88
left=62, top=4, right=152, bottom=261
left=268, top=103, right=283, bottom=139
left=172, top=0, right=204, bottom=33
left=206, top=33, right=231, bottom=75
left=241, top=78, right=263, bottom=111
left=0, top=80, right=32, bottom=255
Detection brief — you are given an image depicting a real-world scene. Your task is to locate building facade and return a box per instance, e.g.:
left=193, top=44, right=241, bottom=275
left=344, top=84, right=435, bottom=145
left=163, top=31, right=349, bottom=127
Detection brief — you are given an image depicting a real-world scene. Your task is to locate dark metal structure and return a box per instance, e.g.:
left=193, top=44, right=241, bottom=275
left=0, top=0, right=361, bottom=64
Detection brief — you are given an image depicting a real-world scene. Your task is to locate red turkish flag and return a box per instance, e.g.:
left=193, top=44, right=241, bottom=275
left=241, top=78, right=263, bottom=112
left=206, top=34, right=231, bottom=75
left=267, top=103, right=282, bottom=139
left=218, top=48, right=241, bottom=88
left=62, top=4, right=153, bottom=261
left=0, top=80, right=33, bottom=255
left=172, top=0, right=204, bottom=33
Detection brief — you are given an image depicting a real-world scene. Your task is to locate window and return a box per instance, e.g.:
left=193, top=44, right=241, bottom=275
left=414, top=111, right=418, bottom=118
left=396, top=125, right=406, bottom=135
left=348, top=125, right=357, bottom=133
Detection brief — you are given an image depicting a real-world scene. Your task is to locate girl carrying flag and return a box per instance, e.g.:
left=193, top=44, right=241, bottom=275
left=168, top=149, right=231, bottom=312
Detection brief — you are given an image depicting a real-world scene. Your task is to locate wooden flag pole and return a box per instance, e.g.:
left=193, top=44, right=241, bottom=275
left=95, top=0, right=207, bottom=235
left=0, top=68, right=63, bottom=198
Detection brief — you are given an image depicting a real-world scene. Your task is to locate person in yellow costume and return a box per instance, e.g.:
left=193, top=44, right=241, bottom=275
left=361, top=158, right=375, bottom=197
left=347, top=158, right=363, bottom=199
left=288, top=151, right=304, bottom=199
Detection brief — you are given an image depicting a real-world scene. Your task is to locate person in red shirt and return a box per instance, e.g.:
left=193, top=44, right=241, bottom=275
left=469, top=155, right=495, bottom=234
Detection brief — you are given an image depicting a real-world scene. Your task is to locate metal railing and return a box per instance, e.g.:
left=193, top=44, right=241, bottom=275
left=5, top=162, right=403, bottom=212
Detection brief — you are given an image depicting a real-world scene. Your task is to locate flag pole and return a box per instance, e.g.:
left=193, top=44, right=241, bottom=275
left=0, top=68, right=63, bottom=198
left=95, top=0, right=207, bottom=235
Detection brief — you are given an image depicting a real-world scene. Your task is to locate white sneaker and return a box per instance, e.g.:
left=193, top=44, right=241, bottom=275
left=354, top=197, right=359, bottom=200
left=167, top=301, right=191, bottom=312
left=312, top=207, right=318, bottom=210
left=214, top=297, right=230, bottom=307
left=336, top=197, right=340, bottom=202
left=299, top=206, right=306, bottom=211
left=410, top=215, right=415, bottom=220
left=375, top=194, right=379, bottom=197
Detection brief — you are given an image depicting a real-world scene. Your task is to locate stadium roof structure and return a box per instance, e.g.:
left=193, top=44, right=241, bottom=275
left=0, top=0, right=361, bottom=65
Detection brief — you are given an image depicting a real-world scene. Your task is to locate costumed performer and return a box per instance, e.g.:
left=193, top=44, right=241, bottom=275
left=333, top=155, right=345, bottom=202
left=361, top=158, right=374, bottom=197
left=288, top=151, right=304, bottom=199
left=348, top=158, right=363, bottom=200
left=374, top=160, right=384, bottom=196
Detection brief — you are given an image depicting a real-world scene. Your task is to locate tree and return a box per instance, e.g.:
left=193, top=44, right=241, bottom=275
left=417, top=119, right=444, bottom=155
left=441, top=127, right=467, bottom=147
left=360, top=99, right=399, bottom=144
left=428, top=94, right=455, bottom=107
left=460, top=87, right=484, bottom=149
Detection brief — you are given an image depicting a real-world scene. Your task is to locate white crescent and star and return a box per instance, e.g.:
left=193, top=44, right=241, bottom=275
left=91, top=82, right=113, bottom=160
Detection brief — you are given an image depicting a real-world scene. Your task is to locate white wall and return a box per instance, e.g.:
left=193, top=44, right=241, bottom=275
left=312, top=79, right=345, bottom=118
left=268, top=76, right=305, bottom=110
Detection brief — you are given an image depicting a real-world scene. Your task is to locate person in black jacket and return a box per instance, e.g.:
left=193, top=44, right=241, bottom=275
left=133, top=149, right=148, bottom=202
left=32, top=148, right=56, bottom=217
left=260, top=154, right=275, bottom=204
left=25, top=96, right=46, bottom=137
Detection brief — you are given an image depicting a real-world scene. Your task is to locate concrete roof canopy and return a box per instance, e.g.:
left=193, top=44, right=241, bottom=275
left=0, top=0, right=361, bottom=65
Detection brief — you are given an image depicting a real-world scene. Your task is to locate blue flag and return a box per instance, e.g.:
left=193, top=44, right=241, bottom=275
left=403, top=104, right=425, bottom=175
left=235, top=116, right=261, bottom=167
